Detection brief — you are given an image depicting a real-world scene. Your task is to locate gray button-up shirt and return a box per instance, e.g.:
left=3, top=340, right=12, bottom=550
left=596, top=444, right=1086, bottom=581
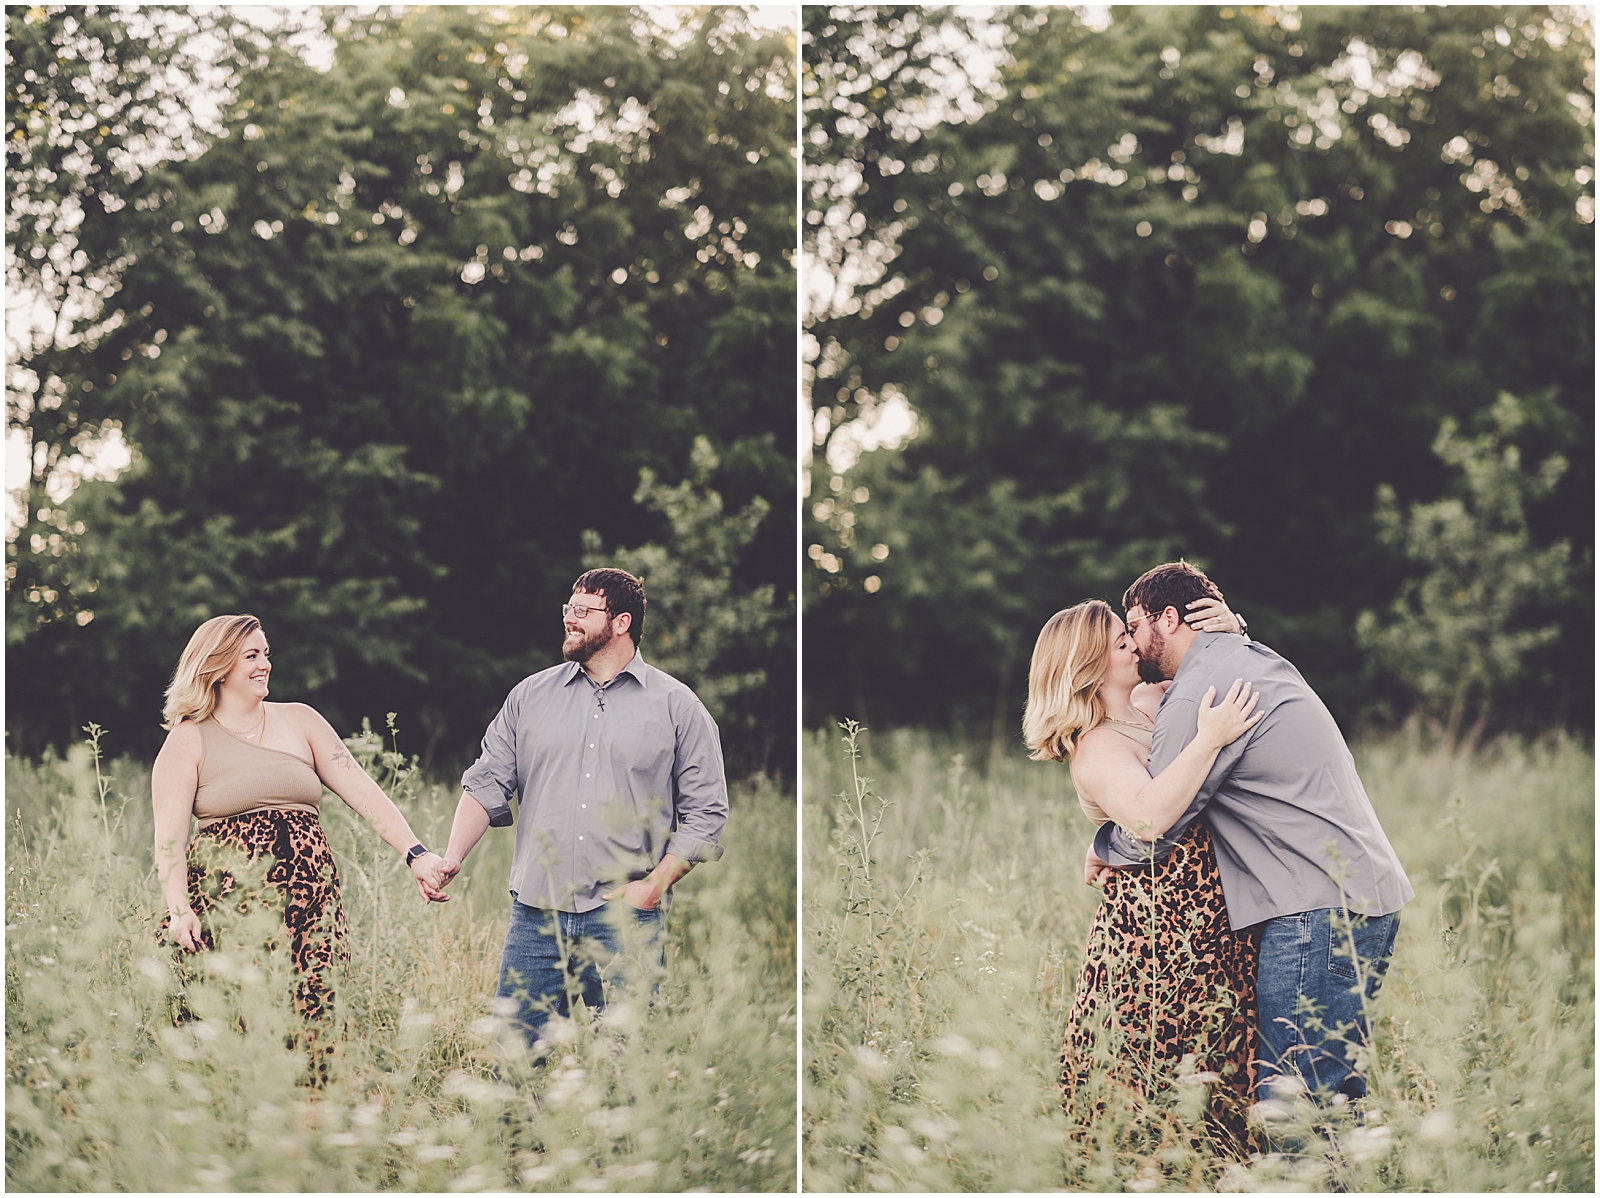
left=1093, top=632, right=1414, bottom=930
left=460, top=651, right=728, bottom=913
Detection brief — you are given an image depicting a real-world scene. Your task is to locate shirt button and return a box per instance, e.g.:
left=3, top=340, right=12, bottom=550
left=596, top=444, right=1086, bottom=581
left=581, top=803, right=587, bottom=809
left=589, top=744, right=594, bottom=748
left=578, top=835, right=584, bottom=841
left=585, top=772, right=590, bottom=778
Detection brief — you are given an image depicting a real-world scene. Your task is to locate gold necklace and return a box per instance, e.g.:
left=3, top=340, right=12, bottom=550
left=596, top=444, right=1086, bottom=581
left=218, top=705, right=266, bottom=741
left=1103, top=712, right=1153, bottom=732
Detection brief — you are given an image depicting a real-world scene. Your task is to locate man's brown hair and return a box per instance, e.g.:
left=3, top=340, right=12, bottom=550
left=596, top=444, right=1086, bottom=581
left=572, top=568, right=646, bottom=646
left=1122, top=560, right=1224, bottom=623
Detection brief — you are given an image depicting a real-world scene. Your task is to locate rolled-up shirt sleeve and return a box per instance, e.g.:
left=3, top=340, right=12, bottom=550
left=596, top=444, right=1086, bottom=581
left=663, top=695, right=728, bottom=863
left=460, top=688, right=521, bottom=828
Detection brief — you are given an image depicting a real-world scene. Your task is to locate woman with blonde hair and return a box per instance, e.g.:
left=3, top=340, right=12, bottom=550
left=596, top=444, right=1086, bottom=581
left=1025, top=595, right=1262, bottom=1152
left=151, top=613, right=449, bottom=1078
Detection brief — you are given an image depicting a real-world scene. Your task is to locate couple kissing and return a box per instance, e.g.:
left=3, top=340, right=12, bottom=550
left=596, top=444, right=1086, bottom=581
left=1025, top=560, right=1413, bottom=1151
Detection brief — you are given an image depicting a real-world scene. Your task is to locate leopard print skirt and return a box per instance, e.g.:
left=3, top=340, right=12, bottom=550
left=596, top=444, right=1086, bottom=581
left=1060, top=821, right=1259, bottom=1155
left=185, top=809, right=349, bottom=1074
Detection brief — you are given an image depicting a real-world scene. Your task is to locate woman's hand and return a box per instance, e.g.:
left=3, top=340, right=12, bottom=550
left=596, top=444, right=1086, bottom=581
left=1185, top=597, right=1243, bottom=635
left=410, top=853, right=452, bottom=903
left=168, top=906, right=204, bottom=953
left=1195, top=679, right=1264, bottom=749
left=1083, top=843, right=1115, bottom=888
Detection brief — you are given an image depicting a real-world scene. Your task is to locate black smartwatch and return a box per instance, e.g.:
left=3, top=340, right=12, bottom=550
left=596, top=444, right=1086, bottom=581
left=405, top=843, right=429, bottom=867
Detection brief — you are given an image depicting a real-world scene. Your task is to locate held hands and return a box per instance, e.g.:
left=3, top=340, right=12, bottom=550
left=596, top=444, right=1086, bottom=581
left=410, top=853, right=457, bottom=903
left=1196, top=678, right=1264, bottom=749
left=601, top=876, right=663, bottom=910
left=1184, top=597, right=1242, bottom=635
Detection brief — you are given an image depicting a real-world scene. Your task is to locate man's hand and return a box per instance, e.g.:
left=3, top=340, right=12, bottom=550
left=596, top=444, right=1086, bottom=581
left=1084, top=842, right=1115, bottom=888
left=411, top=852, right=453, bottom=903
left=602, top=876, right=663, bottom=910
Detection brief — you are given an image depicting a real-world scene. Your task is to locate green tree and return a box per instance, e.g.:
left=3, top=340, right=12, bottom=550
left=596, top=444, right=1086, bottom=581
left=803, top=5, right=1592, bottom=737
left=583, top=435, right=784, bottom=773
left=7, top=6, right=796, bottom=769
left=6, top=6, right=282, bottom=638
left=1357, top=393, right=1575, bottom=746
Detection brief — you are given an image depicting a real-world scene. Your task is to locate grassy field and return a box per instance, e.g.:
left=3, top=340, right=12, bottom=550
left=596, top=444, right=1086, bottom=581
left=802, top=724, right=1594, bottom=1192
left=6, top=727, right=796, bottom=1191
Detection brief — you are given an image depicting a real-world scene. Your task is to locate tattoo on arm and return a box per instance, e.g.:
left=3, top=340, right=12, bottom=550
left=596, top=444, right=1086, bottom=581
left=321, top=734, right=380, bottom=820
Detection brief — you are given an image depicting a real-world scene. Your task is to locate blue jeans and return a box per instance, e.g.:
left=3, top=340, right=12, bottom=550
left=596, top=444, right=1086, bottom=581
left=1255, top=908, right=1400, bottom=1101
left=495, top=897, right=664, bottom=1045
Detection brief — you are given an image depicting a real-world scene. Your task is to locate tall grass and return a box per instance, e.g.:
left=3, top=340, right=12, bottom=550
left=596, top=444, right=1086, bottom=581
left=802, top=725, right=1594, bottom=1192
left=6, top=728, right=796, bottom=1191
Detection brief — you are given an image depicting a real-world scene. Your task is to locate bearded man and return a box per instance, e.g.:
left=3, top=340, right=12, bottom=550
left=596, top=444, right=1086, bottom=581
left=435, top=567, right=728, bottom=1047
left=1089, top=560, right=1412, bottom=1106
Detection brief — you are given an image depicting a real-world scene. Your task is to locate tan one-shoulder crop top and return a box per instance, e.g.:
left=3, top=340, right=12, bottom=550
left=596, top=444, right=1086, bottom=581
left=191, top=714, right=324, bottom=829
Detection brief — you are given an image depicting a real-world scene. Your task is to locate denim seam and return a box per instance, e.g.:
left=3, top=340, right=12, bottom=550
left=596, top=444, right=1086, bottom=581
left=1295, top=912, right=1310, bottom=1049
left=1329, top=913, right=1354, bottom=980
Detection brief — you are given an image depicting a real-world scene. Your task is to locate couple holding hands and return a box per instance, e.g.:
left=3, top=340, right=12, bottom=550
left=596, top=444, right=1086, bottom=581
left=152, top=568, right=727, bottom=1074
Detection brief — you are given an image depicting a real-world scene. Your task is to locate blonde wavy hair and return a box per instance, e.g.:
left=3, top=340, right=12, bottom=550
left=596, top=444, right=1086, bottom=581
left=161, top=614, right=263, bottom=730
left=1022, top=600, right=1118, bottom=763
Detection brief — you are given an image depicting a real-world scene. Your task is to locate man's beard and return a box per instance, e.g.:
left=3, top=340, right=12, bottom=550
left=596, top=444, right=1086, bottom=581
left=1136, top=628, right=1173, bottom=683
left=563, top=622, right=615, bottom=664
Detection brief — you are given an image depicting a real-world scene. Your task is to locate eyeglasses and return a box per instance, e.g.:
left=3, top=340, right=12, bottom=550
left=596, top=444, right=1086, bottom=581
left=562, top=602, right=611, bottom=620
left=1126, top=608, right=1175, bottom=635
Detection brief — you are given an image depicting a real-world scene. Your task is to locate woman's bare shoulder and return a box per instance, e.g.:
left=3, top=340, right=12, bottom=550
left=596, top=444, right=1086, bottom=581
left=1072, top=724, right=1143, bottom=766
left=1069, top=727, right=1136, bottom=799
left=1076, top=722, right=1137, bottom=745
left=273, top=701, right=329, bottom=731
left=158, top=719, right=204, bottom=762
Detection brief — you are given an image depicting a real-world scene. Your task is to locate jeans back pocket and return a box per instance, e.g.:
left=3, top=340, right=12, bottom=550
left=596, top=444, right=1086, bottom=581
left=1327, top=911, right=1396, bottom=984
